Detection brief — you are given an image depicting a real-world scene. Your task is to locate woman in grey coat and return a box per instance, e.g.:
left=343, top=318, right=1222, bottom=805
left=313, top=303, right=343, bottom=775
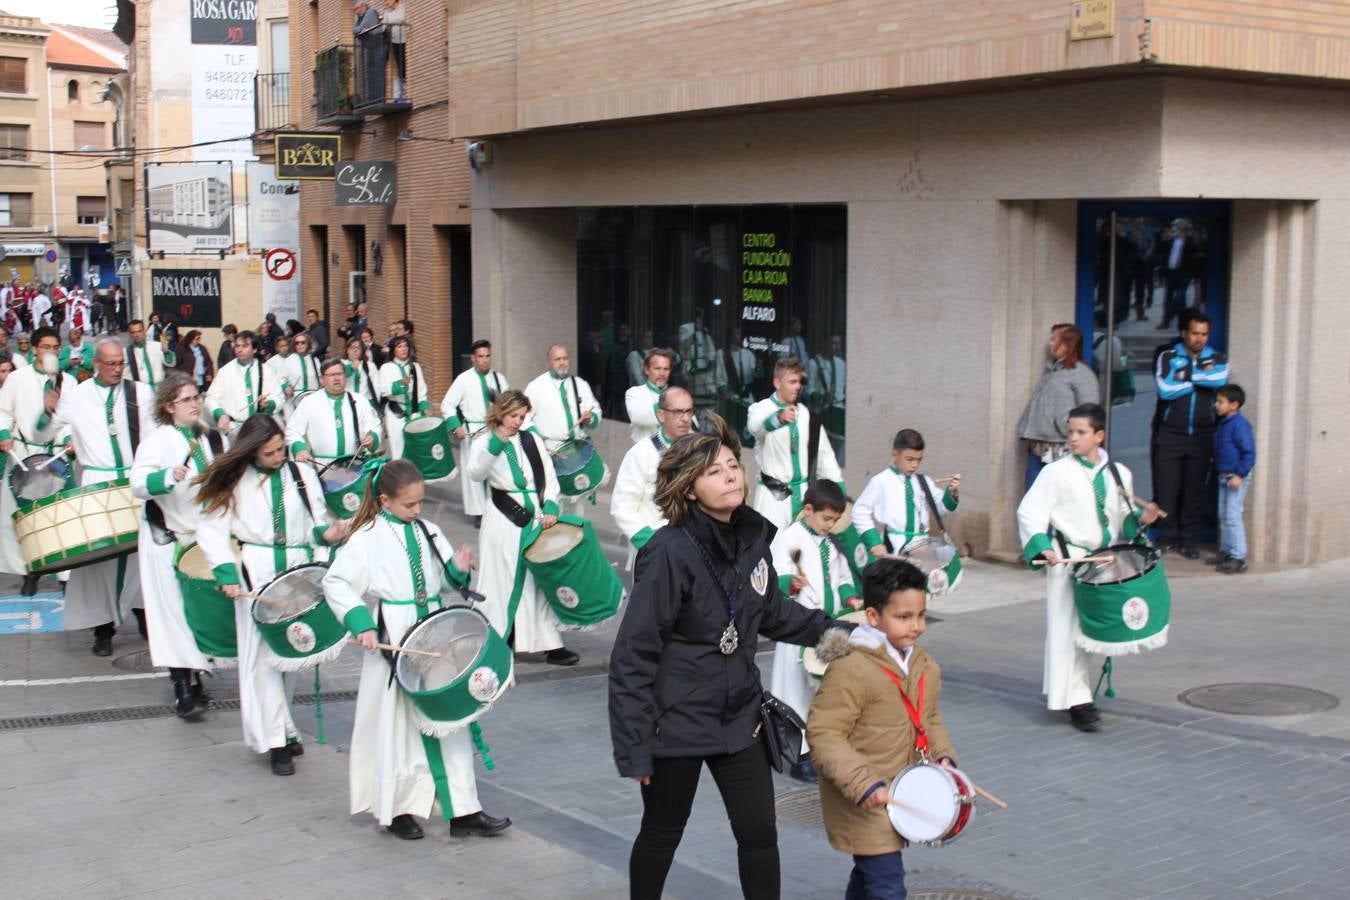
left=1016, top=324, right=1099, bottom=489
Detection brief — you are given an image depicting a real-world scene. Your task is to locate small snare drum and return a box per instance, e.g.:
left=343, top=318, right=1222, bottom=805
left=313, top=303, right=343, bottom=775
left=887, top=762, right=976, bottom=847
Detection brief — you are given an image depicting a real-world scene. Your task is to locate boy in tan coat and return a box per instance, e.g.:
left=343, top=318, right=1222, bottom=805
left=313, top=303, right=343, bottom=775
left=807, top=557, right=957, bottom=899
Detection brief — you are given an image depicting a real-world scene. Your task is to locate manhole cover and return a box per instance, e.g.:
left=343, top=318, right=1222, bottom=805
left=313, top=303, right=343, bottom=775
left=111, top=650, right=158, bottom=673
left=911, top=893, right=1019, bottom=900
left=774, top=788, right=822, bottom=827
left=1179, top=683, right=1339, bottom=716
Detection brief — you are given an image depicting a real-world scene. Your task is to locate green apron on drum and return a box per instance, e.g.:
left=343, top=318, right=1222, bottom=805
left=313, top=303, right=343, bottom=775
left=396, top=607, right=514, bottom=738
left=1071, top=544, right=1171, bottom=655
left=251, top=563, right=346, bottom=671
left=175, top=542, right=238, bottom=659
left=320, top=457, right=374, bottom=519
left=522, top=514, right=623, bottom=628
left=402, top=416, right=456, bottom=481
left=551, top=439, right=605, bottom=497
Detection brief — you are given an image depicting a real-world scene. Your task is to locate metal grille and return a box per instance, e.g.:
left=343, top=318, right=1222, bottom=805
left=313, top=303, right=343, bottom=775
left=0, top=691, right=358, bottom=732
left=774, top=788, right=823, bottom=827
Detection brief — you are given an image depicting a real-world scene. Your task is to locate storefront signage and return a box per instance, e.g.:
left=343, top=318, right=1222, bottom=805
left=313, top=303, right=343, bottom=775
left=739, top=231, right=791, bottom=354
left=335, top=161, right=397, bottom=206
left=150, top=268, right=223, bottom=327
left=145, top=162, right=234, bottom=254
left=190, top=0, right=258, bottom=45
left=275, top=133, right=341, bottom=180
left=1069, top=0, right=1114, bottom=41
left=2, top=244, right=47, bottom=257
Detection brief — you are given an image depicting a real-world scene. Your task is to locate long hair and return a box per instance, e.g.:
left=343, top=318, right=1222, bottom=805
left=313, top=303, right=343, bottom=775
left=152, top=371, right=196, bottom=426
left=653, top=411, right=743, bottom=526
left=195, top=414, right=285, bottom=514
left=485, top=389, right=531, bottom=430
left=1054, top=324, right=1085, bottom=369
left=346, top=459, right=424, bottom=538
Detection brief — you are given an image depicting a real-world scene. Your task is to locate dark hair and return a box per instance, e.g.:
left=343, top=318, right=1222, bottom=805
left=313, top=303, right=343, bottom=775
left=389, top=334, right=414, bottom=359
left=346, top=459, right=423, bottom=537
left=265, top=312, right=277, bottom=323
left=236, top=329, right=256, bottom=343
left=195, top=414, right=285, bottom=514
left=1179, top=308, right=1211, bottom=331
left=223, top=323, right=238, bottom=336
left=345, top=336, right=363, bottom=355
left=127, top=318, right=144, bottom=329
left=644, top=347, right=675, bottom=368
left=31, top=326, right=58, bottom=348
left=320, top=357, right=345, bottom=375
left=802, top=479, right=847, bottom=515
left=862, top=557, right=928, bottom=611
left=182, top=329, right=201, bottom=347
left=399, top=318, right=415, bottom=334
left=470, top=339, right=491, bottom=353
left=1217, top=384, right=1245, bottom=407
left=286, top=319, right=304, bottom=337
left=1068, top=402, right=1106, bottom=433
left=893, top=428, right=925, bottom=452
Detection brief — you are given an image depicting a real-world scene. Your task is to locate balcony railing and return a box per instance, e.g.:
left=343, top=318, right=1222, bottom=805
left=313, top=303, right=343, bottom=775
left=254, top=71, right=293, bottom=133
left=314, top=43, right=361, bottom=125
left=352, top=21, right=411, bottom=114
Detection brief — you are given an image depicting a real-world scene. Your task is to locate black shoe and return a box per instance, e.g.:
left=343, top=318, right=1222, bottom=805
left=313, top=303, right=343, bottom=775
left=1068, top=704, right=1102, bottom=732
left=789, top=755, right=818, bottom=784
left=91, top=632, right=113, bottom=657
left=1204, top=551, right=1231, bottom=566
left=192, top=674, right=212, bottom=705
left=387, top=814, right=424, bottom=840
left=449, top=811, right=512, bottom=837
left=19, top=574, right=39, bottom=596
left=544, top=647, right=580, bottom=667
left=171, top=673, right=205, bottom=720
left=1175, top=543, right=1200, bottom=560
left=132, top=607, right=148, bottom=639
left=1218, top=558, right=1248, bottom=574
left=473, top=516, right=483, bottom=529
left=270, top=747, right=295, bottom=776
left=288, top=740, right=304, bottom=757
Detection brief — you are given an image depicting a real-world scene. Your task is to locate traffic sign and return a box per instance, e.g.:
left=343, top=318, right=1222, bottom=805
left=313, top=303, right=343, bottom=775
left=264, top=247, right=297, bottom=281
left=116, top=258, right=133, bottom=276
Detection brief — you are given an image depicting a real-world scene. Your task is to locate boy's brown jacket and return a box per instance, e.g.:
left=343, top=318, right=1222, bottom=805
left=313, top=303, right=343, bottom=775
left=805, top=628, right=956, bottom=855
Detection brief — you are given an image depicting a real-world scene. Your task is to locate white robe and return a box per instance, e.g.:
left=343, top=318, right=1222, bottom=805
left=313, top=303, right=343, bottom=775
left=323, top=517, right=483, bottom=825
left=768, top=520, right=858, bottom=751
left=197, top=462, right=332, bottom=753
left=124, top=341, right=171, bottom=387
left=609, top=431, right=669, bottom=570
left=345, top=358, right=384, bottom=413
left=282, top=352, right=322, bottom=398
left=624, top=382, right=663, bottom=443
left=379, top=360, right=429, bottom=459
left=524, top=371, right=605, bottom=511
left=42, top=378, right=155, bottom=630
left=440, top=367, right=507, bottom=517
left=852, top=468, right=957, bottom=554
left=206, top=357, right=281, bottom=428
left=285, top=389, right=382, bottom=461
left=1017, top=451, right=1138, bottom=711
left=746, top=397, right=843, bottom=531
left=465, top=431, right=564, bottom=653
left=0, top=365, right=75, bottom=575
left=130, top=424, right=216, bottom=670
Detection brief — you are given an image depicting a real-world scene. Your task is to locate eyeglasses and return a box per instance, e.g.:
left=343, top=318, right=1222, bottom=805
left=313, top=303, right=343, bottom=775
left=172, top=394, right=202, bottom=405
left=660, top=407, right=695, bottom=418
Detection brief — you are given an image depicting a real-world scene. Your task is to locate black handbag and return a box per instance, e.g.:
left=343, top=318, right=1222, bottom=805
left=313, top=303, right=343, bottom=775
left=758, top=691, right=807, bottom=773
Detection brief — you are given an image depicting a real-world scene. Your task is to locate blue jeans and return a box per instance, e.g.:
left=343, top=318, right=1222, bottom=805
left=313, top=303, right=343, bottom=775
left=1025, top=448, right=1046, bottom=492
left=1217, top=474, right=1250, bottom=560
left=846, top=851, right=906, bottom=900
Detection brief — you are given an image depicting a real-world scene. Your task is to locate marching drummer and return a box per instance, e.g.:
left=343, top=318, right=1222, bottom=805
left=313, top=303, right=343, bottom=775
left=623, top=348, right=675, bottom=443
left=1017, top=402, right=1162, bottom=733
left=807, top=557, right=958, bottom=898
left=206, top=330, right=282, bottom=434
left=59, top=327, right=94, bottom=381
left=264, top=333, right=294, bottom=411
left=523, top=344, right=604, bottom=512
left=342, top=336, right=383, bottom=417
left=747, top=356, right=845, bottom=531
left=378, top=334, right=429, bottom=459
left=609, top=384, right=695, bottom=570
left=323, top=459, right=513, bottom=840
left=465, top=390, right=579, bottom=667
left=854, top=429, right=960, bottom=560
left=283, top=332, right=323, bottom=402
left=37, top=338, right=155, bottom=656
left=130, top=372, right=221, bottom=719
left=286, top=359, right=381, bottom=466
left=124, top=319, right=174, bottom=387
left=769, top=479, right=860, bottom=784
left=441, top=339, right=507, bottom=524
left=196, top=414, right=347, bottom=775
left=0, top=327, right=75, bottom=595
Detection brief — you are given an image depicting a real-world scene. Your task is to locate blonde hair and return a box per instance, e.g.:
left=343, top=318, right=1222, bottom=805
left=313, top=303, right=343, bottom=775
left=485, top=389, right=531, bottom=429
left=652, top=411, right=743, bottom=526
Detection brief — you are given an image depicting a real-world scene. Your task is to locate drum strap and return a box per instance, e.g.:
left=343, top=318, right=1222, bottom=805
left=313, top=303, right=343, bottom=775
left=285, top=460, right=321, bottom=542
left=123, top=382, right=141, bottom=455
left=806, top=409, right=823, bottom=483
left=915, top=476, right=947, bottom=537
left=1105, top=462, right=1144, bottom=543
left=877, top=666, right=929, bottom=756
left=489, top=432, right=546, bottom=528
left=414, top=518, right=487, bottom=606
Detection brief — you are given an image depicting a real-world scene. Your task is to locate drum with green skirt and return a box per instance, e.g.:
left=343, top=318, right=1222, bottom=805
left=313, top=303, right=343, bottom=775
left=896, top=535, right=963, bottom=596
left=175, top=542, right=238, bottom=659
left=551, top=439, right=606, bottom=497
left=402, top=416, right=456, bottom=482
left=1070, top=544, right=1171, bottom=655
left=395, top=606, right=513, bottom=738
left=522, top=514, right=624, bottom=629
left=319, top=456, right=374, bottom=519
left=251, top=563, right=348, bottom=671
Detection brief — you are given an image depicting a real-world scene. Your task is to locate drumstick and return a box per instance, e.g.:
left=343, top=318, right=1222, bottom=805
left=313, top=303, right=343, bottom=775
left=967, top=780, right=1008, bottom=809
left=8, top=449, right=28, bottom=471
left=1031, top=554, right=1116, bottom=567
left=235, top=592, right=287, bottom=606
left=933, top=475, right=959, bottom=486
left=34, top=454, right=66, bottom=471
left=348, top=638, right=442, bottom=658
left=1134, top=496, right=1168, bottom=518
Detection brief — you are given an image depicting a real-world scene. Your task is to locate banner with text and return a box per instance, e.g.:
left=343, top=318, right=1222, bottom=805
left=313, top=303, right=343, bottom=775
left=145, top=162, right=234, bottom=255
left=150, top=268, right=223, bottom=327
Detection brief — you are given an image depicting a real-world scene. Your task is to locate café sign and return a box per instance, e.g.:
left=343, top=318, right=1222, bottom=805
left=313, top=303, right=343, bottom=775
left=274, top=132, right=341, bottom=180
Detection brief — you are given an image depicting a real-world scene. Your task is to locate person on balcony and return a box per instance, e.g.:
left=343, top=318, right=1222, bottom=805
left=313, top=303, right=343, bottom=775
left=384, top=0, right=408, bottom=100
left=353, top=0, right=387, bottom=105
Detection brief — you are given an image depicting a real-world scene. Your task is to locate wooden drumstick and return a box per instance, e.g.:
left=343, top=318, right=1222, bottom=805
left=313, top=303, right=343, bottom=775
left=349, top=638, right=442, bottom=658
left=1134, top=496, right=1168, bottom=518
left=235, top=592, right=286, bottom=606
left=967, top=780, right=1008, bottom=809
left=8, top=449, right=28, bottom=471
left=1031, top=554, right=1116, bottom=567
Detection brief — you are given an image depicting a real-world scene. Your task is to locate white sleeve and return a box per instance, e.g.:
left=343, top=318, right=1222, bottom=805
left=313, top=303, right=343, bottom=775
left=204, top=366, right=227, bottom=414
left=196, top=502, right=237, bottom=574
left=130, top=432, right=175, bottom=500
left=625, top=388, right=658, bottom=431
left=284, top=397, right=309, bottom=450
left=356, top=394, right=381, bottom=445
left=748, top=400, right=776, bottom=441
left=539, top=441, right=561, bottom=506
left=1016, top=464, right=1057, bottom=553
left=813, top=424, right=843, bottom=484
left=580, top=379, right=602, bottom=425
left=852, top=473, right=884, bottom=542
left=440, top=376, right=462, bottom=418
left=379, top=362, right=401, bottom=396
left=609, top=449, right=648, bottom=543
left=321, top=527, right=375, bottom=629
left=465, top=433, right=497, bottom=481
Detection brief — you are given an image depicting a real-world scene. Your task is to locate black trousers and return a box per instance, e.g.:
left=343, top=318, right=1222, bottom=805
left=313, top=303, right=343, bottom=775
left=1152, top=429, right=1212, bottom=542
left=630, top=741, right=779, bottom=900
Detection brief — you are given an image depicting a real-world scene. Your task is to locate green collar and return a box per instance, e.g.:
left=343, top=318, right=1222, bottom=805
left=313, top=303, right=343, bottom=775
left=645, top=381, right=661, bottom=393
left=380, top=510, right=410, bottom=526
left=1074, top=453, right=1104, bottom=469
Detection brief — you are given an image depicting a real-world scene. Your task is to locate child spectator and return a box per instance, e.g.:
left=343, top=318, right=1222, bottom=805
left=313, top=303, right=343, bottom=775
left=1211, top=384, right=1255, bottom=573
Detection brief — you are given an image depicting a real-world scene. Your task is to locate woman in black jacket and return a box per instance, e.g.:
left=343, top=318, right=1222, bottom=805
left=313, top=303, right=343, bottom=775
left=609, top=415, right=845, bottom=900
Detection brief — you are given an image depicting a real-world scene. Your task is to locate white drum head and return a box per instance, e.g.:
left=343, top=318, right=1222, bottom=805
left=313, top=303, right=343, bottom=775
left=405, top=416, right=445, bottom=435
left=888, top=764, right=959, bottom=843
left=524, top=522, right=584, bottom=563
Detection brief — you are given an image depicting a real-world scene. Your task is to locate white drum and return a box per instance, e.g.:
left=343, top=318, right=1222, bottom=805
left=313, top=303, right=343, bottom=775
left=886, top=762, right=976, bottom=847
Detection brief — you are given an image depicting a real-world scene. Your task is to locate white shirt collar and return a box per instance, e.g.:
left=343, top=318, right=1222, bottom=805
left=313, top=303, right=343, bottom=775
left=850, top=623, right=914, bottom=675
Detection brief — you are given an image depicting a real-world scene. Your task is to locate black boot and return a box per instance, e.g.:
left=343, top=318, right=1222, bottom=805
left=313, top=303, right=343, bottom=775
left=132, top=607, right=148, bottom=639
left=170, top=669, right=205, bottom=720
left=449, top=810, right=511, bottom=837
left=19, top=574, right=39, bottom=596
left=270, top=746, right=295, bottom=776
left=92, top=623, right=115, bottom=657
left=191, top=673, right=212, bottom=705
left=1068, top=703, right=1102, bottom=732
left=544, top=647, right=580, bottom=667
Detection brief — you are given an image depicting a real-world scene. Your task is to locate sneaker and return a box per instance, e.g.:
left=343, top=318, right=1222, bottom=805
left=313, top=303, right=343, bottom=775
left=1218, top=558, right=1248, bottom=574
left=1204, top=552, right=1231, bottom=566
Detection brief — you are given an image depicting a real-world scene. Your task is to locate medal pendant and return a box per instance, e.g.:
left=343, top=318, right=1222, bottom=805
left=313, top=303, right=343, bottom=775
left=719, top=622, right=740, bottom=656
left=108, top=425, right=118, bottom=436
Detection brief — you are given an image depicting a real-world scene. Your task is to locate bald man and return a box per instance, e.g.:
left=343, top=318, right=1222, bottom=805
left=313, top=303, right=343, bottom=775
left=524, top=344, right=606, bottom=512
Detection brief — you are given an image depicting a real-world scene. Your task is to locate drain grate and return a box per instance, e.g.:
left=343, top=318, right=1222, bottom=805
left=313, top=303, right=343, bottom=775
left=1178, top=683, right=1339, bottom=716
left=774, top=787, right=823, bottom=827
left=0, top=690, right=359, bottom=731
left=911, top=892, right=1019, bottom=900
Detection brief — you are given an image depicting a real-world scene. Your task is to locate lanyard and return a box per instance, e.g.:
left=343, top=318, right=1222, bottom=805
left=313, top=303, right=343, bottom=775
left=877, top=666, right=929, bottom=757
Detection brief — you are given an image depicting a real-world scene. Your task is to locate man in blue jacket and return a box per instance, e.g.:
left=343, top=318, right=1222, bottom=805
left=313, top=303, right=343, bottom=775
left=1151, top=309, right=1229, bottom=558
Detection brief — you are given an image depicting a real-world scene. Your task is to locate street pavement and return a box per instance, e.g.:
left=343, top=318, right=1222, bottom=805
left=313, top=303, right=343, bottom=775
left=2, top=479, right=1348, bottom=898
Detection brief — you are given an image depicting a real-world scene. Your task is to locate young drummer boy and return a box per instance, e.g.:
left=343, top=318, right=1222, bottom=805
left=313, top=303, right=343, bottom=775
left=854, top=428, right=960, bottom=560
left=769, top=479, right=861, bottom=783
left=807, top=557, right=957, bottom=900
left=1016, top=403, right=1162, bottom=732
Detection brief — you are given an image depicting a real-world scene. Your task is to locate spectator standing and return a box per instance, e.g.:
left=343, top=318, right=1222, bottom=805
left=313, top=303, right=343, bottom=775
left=384, top=0, right=408, bottom=99
left=217, top=324, right=239, bottom=369
left=175, top=329, right=214, bottom=389
left=1159, top=219, right=1197, bottom=331
left=1210, top=384, right=1254, bottom=574
left=1016, top=324, right=1099, bottom=490
left=305, top=308, right=330, bottom=359
left=353, top=0, right=387, bottom=104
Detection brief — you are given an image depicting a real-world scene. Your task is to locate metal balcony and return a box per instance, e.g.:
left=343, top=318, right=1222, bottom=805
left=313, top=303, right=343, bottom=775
left=254, top=72, right=293, bottom=133
left=314, top=43, right=362, bottom=125
left=351, top=20, right=411, bottom=114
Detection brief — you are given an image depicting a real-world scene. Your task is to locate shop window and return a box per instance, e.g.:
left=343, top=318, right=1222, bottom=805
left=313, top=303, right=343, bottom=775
left=0, top=123, right=27, bottom=160
left=76, top=196, right=107, bottom=225
left=73, top=120, right=104, bottom=151
left=578, top=204, right=848, bottom=459
left=0, top=193, right=33, bottom=227
left=0, top=57, right=24, bottom=94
